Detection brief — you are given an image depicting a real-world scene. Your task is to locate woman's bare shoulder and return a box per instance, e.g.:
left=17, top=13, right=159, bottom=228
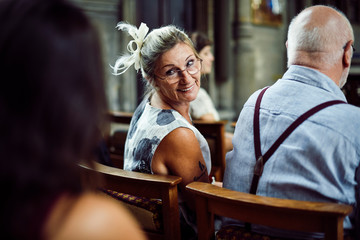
left=158, top=127, right=200, bottom=155
left=46, top=192, right=146, bottom=240
left=166, top=126, right=197, bottom=142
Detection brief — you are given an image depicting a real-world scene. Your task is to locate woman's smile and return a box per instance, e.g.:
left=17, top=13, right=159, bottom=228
left=177, top=83, right=195, bottom=92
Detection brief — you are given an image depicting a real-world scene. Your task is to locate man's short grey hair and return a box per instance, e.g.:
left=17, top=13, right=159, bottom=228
left=287, top=6, right=354, bottom=68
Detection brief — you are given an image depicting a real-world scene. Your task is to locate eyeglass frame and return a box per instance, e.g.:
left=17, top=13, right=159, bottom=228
left=154, top=58, right=203, bottom=84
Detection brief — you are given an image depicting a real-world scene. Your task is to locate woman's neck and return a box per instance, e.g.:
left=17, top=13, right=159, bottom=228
left=150, top=92, right=192, bottom=124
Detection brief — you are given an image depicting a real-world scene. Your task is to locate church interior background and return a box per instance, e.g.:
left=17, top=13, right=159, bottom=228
left=71, top=0, right=360, bottom=122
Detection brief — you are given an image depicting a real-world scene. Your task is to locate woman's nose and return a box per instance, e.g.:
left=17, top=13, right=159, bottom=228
left=178, top=70, right=193, bottom=83
left=209, top=52, right=214, bottom=61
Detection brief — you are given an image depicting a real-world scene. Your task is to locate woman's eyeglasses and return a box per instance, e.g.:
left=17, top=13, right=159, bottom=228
left=156, top=58, right=202, bottom=84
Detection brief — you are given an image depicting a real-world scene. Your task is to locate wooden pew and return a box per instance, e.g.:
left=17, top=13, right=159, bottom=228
left=80, top=161, right=182, bottom=240
left=186, top=182, right=353, bottom=240
left=106, top=111, right=133, bottom=168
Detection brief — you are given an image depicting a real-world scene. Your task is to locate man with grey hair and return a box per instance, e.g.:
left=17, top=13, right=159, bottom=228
left=222, top=5, right=359, bottom=239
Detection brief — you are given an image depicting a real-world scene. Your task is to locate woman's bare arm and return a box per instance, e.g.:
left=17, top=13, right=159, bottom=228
left=152, top=127, right=210, bottom=210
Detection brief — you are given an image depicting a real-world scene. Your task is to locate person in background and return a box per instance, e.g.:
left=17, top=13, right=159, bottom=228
left=0, top=0, right=146, bottom=239
left=113, top=23, right=211, bottom=240
left=190, top=32, right=233, bottom=153
left=222, top=5, right=359, bottom=239
left=189, top=32, right=219, bottom=121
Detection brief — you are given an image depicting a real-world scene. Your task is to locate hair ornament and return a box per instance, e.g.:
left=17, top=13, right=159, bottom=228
left=112, top=22, right=149, bottom=75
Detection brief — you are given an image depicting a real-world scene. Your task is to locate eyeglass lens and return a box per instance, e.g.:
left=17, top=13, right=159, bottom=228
left=166, top=59, right=201, bottom=83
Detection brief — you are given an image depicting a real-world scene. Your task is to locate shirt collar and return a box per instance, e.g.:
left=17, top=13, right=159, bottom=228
left=282, top=65, right=347, bottom=102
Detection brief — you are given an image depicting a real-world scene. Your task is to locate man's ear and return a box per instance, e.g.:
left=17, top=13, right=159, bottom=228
left=285, top=40, right=288, bottom=49
left=343, top=40, right=354, bottom=68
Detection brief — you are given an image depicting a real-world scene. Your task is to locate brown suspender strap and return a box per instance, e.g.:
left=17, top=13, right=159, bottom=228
left=250, top=87, right=346, bottom=195
left=251, top=87, right=270, bottom=195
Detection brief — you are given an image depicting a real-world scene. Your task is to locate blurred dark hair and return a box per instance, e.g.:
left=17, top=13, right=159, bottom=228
left=190, top=31, right=212, bottom=53
left=0, top=0, right=107, bottom=238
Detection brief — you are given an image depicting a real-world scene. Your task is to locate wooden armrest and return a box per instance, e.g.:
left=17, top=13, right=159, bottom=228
left=94, top=162, right=181, bottom=186
left=186, top=182, right=352, bottom=238
left=186, top=182, right=352, bottom=215
left=80, top=162, right=182, bottom=199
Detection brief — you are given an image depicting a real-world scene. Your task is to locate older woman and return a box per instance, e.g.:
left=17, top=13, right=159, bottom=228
left=113, top=23, right=211, bottom=239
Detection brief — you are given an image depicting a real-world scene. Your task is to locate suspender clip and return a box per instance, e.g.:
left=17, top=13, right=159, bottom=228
left=254, top=156, right=264, bottom=177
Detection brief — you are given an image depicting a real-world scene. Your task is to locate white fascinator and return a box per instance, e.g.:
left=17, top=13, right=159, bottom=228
left=112, top=22, right=149, bottom=75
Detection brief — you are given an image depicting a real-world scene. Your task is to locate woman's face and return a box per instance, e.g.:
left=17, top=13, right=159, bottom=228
left=199, top=45, right=214, bottom=74
left=154, top=42, right=201, bottom=107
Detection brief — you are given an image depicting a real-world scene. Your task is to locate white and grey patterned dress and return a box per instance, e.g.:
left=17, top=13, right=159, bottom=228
left=123, top=97, right=211, bottom=238
left=124, top=98, right=211, bottom=174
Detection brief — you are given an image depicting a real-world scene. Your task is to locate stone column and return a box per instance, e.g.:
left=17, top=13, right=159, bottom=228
left=232, top=0, right=255, bottom=116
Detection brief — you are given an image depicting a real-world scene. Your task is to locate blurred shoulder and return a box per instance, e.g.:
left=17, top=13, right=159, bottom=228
left=46, top=192, right=146, bottom=240
left=197, top=87, right=209, bottom=97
